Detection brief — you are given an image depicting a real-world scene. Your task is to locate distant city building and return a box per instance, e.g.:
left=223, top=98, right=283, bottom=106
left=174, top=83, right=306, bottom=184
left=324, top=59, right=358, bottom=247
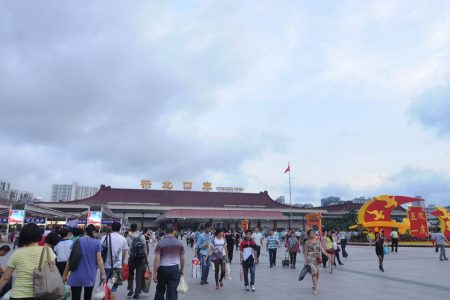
left=292, top=203, right=314, bottom=208
left=321, top=196, right=344, bottom=206
left=0, top=180, right=34, bottom=202
left=9, top=190, right=34, bottom=202
left=51, top=182, right=99, bottom=201
left=0, top=180, right=11, bottom=199
left=412, top=196, right=425, bottom=207
left=351, top=197, right=370, bottom=204
left=276, top=196, right=286, bottom=204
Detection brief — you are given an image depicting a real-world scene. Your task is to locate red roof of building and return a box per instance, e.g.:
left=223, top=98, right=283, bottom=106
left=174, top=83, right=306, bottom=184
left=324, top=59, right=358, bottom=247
left=157, top=209, right=287, bottom=221
left=71, top=185, right=292, bottom=209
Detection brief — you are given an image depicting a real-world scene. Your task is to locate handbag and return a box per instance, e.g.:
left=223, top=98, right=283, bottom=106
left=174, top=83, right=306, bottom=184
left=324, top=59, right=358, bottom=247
left=33, top=246, right=65, bottom=300
left=176, top=275, right=188, bottom=293
left=383, top=246, right=389, bottom=255
left=298, top=265, right=311, bottom=281
left=141, top=265, right=151, bottom=293
left=316, top=253, right=322, bottom=264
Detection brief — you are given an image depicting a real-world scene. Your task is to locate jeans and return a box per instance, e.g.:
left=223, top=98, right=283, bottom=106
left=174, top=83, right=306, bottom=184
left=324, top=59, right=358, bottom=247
left=391, top=238, right=398, bottom=252
left=340, top=239, right=348, bottom=257
left=128, top=258, right=146, bottom=296
left=155, top=265, right=180, bottom=300
left=268, top=248, right=277, bottom=267
left=214, top=261, right=226, bottom=284
left=199, top=253, right=211, bottom=282
left=289, top=252, right=297, bottom=267
left=242, top=263, right=255, bottom=286
left=438, top=244, right=447, bottom=260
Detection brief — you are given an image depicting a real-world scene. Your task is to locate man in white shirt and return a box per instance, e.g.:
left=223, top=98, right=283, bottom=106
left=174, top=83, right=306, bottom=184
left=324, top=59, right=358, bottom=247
left=251, top=227, right=263, bottom=264
left=338, top=229, right=348, bottom=258
left=101, top=222, right=129, bottom=300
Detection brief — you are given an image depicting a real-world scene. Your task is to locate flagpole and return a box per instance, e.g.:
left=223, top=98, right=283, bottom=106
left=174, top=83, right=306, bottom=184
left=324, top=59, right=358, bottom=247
left=289, top=162, right=292, bottom=229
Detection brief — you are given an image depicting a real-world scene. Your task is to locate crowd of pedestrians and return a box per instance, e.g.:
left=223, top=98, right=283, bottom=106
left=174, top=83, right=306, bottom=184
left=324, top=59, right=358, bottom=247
left=0, top=222, right=447, bottom=299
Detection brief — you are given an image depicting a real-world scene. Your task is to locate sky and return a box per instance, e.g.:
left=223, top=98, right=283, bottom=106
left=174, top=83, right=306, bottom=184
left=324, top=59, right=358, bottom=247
left=1, top=1, right=450, bottom=206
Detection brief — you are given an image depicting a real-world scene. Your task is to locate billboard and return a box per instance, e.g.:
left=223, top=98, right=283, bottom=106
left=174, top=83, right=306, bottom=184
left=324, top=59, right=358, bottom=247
left=87, top=211, right=102, bottom=226
left=9, top=210, right=25, bottom=224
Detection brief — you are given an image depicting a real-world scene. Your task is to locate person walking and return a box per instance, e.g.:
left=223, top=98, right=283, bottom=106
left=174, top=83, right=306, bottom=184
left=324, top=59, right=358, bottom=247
left=225, top=229, right=235, bottom=263
left=390, top=228, right=399, bottom=253
left=0, top=224, right=57, bottom=299
left=324, top=231, right=335, bottom=273
left=251, top=227, right=263, bottom=264
left=319, top=231, right=328, bottom=269
left=332, top=231, right=344, bottom=265
left=240, top=230, right=256, bottom=292
left=266, top=229, right=279, bottom=268
left=126, top=223, right=149, bottom=299
left=54, top=227, right=74, bottom=275
left=211, top=229, right=228, bottom=289
left=153, top=223, right=185, bottom=300
left=338, top=229, right=348, bottom=258
left=101, top=222, right=128, bottom=300
left=286, top=231, right=300, bottom=269
left=235, top=231, right=241, bottom=251
left=435, top=228, right=448, bottom=261
left=370, top=232, right=387, bottom=272
left=304, top=229, right=321, bottom=295
left=196, top=224, right=212, bottom=285
left=63, top=224, right=107, bottom=300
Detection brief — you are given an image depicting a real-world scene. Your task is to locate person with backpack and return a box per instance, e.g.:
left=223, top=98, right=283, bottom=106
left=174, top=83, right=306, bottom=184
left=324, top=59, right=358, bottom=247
left=126, top=223, right=149, bottom=299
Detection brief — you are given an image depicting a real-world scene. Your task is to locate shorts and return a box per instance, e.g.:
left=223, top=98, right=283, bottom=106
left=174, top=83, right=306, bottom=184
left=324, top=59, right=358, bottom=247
left=326, top=249, right=335, bottom=255
left=104, top=268, right=123, bottom=292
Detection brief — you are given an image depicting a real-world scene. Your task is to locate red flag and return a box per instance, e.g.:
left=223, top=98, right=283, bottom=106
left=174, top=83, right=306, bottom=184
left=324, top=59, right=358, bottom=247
left=284, top=163, right=290, bottom=173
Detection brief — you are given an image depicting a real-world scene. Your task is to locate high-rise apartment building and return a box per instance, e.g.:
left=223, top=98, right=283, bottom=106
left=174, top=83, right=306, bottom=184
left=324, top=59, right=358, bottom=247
left=51, top=182, right=99, bottom=201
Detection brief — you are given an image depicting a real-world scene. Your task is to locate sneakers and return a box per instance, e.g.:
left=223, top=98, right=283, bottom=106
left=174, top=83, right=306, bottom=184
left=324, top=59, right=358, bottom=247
left=245, top=285, right=250, bottom=291
left=127, top=290, right=134, bottom=297
left=219, top=282, right=224, bottom=288
left=216, top=284, right=220, bottom=290
left=251, top=285, right=255, bottom=292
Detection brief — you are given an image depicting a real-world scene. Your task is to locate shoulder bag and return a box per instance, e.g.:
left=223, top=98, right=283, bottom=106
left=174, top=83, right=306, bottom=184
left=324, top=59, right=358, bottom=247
left=33, top=246, right=65, bottom=300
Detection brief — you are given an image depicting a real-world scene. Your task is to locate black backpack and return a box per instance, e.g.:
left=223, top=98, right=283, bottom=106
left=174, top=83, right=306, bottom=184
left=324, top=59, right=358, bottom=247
left=130, top=234, right=146, bottom=260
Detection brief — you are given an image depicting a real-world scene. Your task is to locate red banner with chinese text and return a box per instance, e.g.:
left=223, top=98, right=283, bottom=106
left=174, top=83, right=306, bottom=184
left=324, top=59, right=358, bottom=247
left=408, top=206, right=428, bottom=238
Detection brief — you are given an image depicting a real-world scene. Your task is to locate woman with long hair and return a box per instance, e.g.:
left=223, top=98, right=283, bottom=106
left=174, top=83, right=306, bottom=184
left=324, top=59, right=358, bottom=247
left=371, top=232, right=387, bottom=272
left=63, top=224, right=107, bottom=300
left=304, top=229, right=321, bottom=295
left=324, top=231, right=335, bottom=273
left=211, top=228, right=228, bottom=289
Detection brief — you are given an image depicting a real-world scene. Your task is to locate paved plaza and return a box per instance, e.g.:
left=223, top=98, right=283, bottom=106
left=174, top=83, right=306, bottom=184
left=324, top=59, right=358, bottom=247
left=115, top=243, right=449, bottom=300
left=0, top=242, right=448, bottom=300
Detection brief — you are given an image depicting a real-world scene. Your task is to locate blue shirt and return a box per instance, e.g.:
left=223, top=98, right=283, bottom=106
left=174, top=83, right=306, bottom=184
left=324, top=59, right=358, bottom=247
left=68, top=236, right=102, bottom=287
left=266, top=235, right=278, bottom=249
left=196, top=232, right=212, bottom=255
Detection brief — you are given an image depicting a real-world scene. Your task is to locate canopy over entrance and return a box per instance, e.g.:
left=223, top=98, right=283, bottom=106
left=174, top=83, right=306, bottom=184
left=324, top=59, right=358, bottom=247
left=155, top=208, right=288, bottom=222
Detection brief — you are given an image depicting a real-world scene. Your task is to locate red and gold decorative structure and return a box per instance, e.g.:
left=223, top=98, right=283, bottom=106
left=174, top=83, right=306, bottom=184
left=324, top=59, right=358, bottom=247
left=408, top=206, right=428, bottom=238
left=353, top=195, right=423, bottom=237
left=431, top=206, right=450, bottom=239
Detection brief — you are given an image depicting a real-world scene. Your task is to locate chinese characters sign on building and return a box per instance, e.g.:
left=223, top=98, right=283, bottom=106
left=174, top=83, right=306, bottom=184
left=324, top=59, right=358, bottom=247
left=140, top=179, right=152, bottom=189
left=408, top=206, right=428, bottom=238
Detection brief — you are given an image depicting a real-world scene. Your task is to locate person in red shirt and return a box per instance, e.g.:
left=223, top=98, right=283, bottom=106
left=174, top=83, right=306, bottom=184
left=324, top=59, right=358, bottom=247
left=239, top=230, right=256, bottom=292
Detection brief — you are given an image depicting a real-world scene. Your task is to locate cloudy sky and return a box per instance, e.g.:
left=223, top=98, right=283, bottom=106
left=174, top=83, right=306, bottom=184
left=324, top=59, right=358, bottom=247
left=1, top=1, right=450, bottom=206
